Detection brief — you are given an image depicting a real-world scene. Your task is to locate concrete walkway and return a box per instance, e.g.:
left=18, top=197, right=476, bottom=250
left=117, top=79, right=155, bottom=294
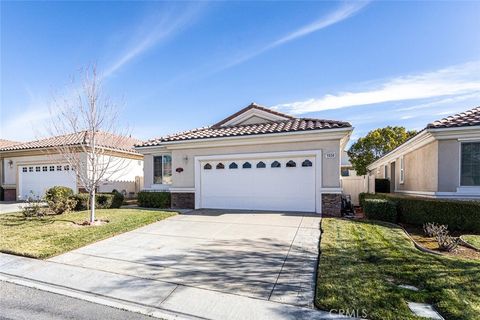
left=0, top=210, right=353, bottom=319
left=0, top=201, right=32, bottom=214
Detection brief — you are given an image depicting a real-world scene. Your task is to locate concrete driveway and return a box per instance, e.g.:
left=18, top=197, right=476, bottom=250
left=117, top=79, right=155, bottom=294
left=51, top=210, right=321, bottom=307
left=0, top=201, right=31, bottom=214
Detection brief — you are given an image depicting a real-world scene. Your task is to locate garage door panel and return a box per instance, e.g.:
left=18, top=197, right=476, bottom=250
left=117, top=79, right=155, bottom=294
left=18, top=164, right=77, bottom=199
left=200, top=156, right=316, bottom=212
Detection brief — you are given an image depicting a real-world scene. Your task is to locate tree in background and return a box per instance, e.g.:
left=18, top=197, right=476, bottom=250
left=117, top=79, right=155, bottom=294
left=347, top=126, right=417, bottom=175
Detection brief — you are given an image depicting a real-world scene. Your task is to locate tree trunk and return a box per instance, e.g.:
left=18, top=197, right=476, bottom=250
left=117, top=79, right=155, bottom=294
left=89, top=189, right=96, bottom=224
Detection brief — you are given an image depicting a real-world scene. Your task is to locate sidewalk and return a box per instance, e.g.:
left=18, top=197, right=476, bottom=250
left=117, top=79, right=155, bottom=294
left=0, top=253, right=353, bottom=320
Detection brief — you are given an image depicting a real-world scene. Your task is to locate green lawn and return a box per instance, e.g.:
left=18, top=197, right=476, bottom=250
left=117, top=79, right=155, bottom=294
left=0, top=208, right=175, bottom=259
left=462, top=235, right=480, bottom=250
left=316, top=218, right=480, bottom=320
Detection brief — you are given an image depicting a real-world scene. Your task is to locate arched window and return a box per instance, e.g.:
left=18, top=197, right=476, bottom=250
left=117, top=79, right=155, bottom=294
left=271, top=161, right=281, bottom=168
left=216, top=163, right=225, bottom=169
left=204, top=163, right=212, bottom=170
left=256, top=161, right=266, bottom=168
left=229, top=162, right=238, bottom=169
left=302, top=160, right=313, bottom=167
left=242, top=162, right=252, bottom=169
left=286, top=160, right=296, bottom=167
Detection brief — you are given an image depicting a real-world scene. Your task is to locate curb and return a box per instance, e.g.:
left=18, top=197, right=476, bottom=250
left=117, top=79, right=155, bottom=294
left=0, top=273, right=201, bottom=320
left=459, top=236, right=480, bottom=252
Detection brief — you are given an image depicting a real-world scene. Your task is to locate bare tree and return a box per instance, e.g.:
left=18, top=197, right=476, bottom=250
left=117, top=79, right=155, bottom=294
left=47, top=65, right=130, bottom=224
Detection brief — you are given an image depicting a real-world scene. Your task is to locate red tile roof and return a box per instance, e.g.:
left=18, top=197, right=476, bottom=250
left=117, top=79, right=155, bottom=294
left=0, top=131, right=141, bottom=153
left=0, top=139, right=21, bottom=149
left=427, top=106, right=480, bottom=129
left=138, top=117, right=351, bottom=147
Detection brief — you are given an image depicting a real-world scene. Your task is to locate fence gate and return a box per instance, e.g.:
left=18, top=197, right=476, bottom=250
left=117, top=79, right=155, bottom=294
left=341, top=175, right=368, bottom=206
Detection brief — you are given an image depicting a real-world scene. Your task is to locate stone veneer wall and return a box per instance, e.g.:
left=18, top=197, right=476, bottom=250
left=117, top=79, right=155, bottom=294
left=3, top=189, right=16, bottom=201
left=171, top=192, right=195, bottom=209
left=322, top=193, right=342, bottom=216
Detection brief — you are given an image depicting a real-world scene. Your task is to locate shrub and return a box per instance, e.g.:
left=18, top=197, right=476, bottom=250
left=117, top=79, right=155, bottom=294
left=21, top=193, right=45, bottom=217
left=137, top=191, right=171, bottom=208
left=423, top=222, right=448, bottom=237
left=45, top=186, right=76, bottom=215
left=360, top=193, right=480, bottom=232
left=72, top=193, right=115, bottom=211
left=111, top=189, right=125, bottom=208
left=363, top=199, right=397, bottom=223
left=375, top=179, right=390, bottom=193
left=437, top=233, right=459, bottom=252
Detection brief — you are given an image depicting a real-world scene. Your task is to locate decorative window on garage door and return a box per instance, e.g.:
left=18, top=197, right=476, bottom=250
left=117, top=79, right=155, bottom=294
left=216, top=163, right=225, bottom=169
left=302, top=160, right=313, bottom=167
left=242, top=162, right=252, bottom=169
left=286, top=160, right=296, bottom=167
left=271, top=161, right=281, bottom=168
left=229, top=162, right=238, bottom=169
left=256, top=161, right=266, bottom=168
left=204, top=163, right=212, bottom=170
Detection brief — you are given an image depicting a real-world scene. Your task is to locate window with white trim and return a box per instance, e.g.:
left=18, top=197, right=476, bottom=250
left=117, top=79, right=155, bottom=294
left=153, top=155, right=172, bottom=184
left=461, top=142, right=480, bottom=186
left=399, top=156, right=405, bottom=184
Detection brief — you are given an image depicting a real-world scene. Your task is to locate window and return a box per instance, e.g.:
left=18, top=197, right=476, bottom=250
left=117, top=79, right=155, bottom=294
left=341, top=168, right=350, bottom=177
left=302, top=160, right=312, bottom=167
left=271, top=161, right=281, bottom=168
left=256, top=161, right=266, bottom=168
left=22, top=167, right=27, bottom=172
left=35, top=166, right=40, bottom=172
left=42, top=166, right=48, bottom=172
left=229, top=162, right=238, bottom=169
left=57, top=165, right=62, bottom=171
left=399, top=156, right=405, bottom=184
left=461, top=142, right=480, bottom=186
left=286, top=160, right=296, bottom=168
left=242, top=162, right=251, bottom=169
left=29, top=167, right=33, bottom=172
left=204, top=163, right=212, bottom=170
left=384, top=165, right=388, bottom=179
left=216, top=163, right=225, bottom=169
left=64, top=165, right=70, bottom=171
left=153, top=155, right=172, bottom=184
left=49, top=166, right=55, bottom=171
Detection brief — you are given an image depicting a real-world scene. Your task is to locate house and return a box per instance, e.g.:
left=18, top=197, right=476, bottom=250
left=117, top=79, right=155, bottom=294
left=136, top=103, right=353, bottom=215
left=367, top=106, right=480, bottom=199
left=0, top=132, right=144, bottom=201
left=0, top=139, right=21, bottom=200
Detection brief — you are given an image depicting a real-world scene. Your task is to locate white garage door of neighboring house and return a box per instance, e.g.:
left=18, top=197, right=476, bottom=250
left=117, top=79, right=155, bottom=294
left=18, top=164, right=77, bottom=200
left=197, top=152, right=321, bottom=212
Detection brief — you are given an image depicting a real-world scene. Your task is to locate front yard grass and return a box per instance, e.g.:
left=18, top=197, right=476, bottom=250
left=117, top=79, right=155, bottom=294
left=0, top=208, right=175, bottom=259
left=462, top=235, right=480, bottom=250
left=316, top=218, right=480, bottom=320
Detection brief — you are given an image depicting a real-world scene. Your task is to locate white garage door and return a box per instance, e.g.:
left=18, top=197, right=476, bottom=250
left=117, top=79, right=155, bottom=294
left=199, top=155, right=317, bottom=212
left=18, top=164, right=77, bottom=200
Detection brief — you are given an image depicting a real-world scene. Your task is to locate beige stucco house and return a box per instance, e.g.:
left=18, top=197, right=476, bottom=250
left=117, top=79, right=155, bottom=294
left=0, top=132, right=144, bottom=201
left=136, top=103, right=353, bottom=215
left=367, top=106, right=480, bottom=199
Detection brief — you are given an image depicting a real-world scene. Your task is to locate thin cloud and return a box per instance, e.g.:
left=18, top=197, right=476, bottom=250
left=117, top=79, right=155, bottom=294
left=104, top=4, right=205, bottom=77
left=274, top=61, right=480, bottom=114
left=215, top=1, right=369, bottom=72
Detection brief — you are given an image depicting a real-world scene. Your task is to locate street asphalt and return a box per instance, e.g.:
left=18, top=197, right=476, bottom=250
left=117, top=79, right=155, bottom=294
left=0, top=281, right=154, bottom=320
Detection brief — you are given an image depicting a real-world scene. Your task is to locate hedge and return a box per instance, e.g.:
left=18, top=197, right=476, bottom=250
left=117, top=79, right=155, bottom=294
left=363, top=199, right=397, bottom=223
left=137, top=191, right=171, bottom=208
left=359, top=193, right=480, bottom=232
left=72, top=192, right=123, bottom=211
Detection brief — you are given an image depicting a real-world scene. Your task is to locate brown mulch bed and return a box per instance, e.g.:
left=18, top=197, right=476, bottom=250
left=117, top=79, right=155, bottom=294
left=402, top=224, right=480, bottom=260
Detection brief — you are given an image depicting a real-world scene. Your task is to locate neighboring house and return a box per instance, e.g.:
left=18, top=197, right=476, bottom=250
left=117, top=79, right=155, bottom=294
left=136, top=103, right=352, bottom=215
left=0, top=132, right=143, bottom=201
left=367, top=106, right=480, bottom=199
left=340, top=150, right=358, bottom=177
left=0, top=139, right=21, bottom=200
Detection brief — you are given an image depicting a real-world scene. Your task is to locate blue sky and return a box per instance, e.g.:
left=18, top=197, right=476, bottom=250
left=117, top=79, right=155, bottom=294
left=1, top=1, right=480, bottom=144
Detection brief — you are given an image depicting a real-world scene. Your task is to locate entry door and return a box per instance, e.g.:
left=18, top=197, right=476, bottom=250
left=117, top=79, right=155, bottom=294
left=199, top=156, right=316, bottom=212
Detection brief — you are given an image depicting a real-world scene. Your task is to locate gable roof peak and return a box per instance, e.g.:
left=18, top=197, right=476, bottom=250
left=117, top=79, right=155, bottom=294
left=212, top=102, right=295, bottom=128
